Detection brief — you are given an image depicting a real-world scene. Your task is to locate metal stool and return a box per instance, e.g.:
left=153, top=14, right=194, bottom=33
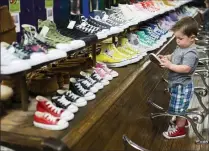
left=148, top=76, right=209, bottom=144
left=123, top=135, right=150, bottom=151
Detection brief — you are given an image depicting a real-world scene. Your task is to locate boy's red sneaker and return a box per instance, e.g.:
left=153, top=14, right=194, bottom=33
left=169, top=119, right=189, bottom=128
left=163, top=126, right=186, bottom=139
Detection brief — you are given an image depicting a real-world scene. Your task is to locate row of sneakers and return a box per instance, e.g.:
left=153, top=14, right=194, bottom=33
left=96, top=38, right=146, bottom=67
left=56, top=0, right=192, bottom=44
left=94, top=6, right=198, bottom=67
left=33, top=62, right=119, bottom=130
left=1, top=4, right=197, bottom=75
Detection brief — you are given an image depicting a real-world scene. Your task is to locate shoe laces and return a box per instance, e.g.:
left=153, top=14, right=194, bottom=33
left=80, top=79, right=92, bottom=87
left=95, top=67, right=107, bottom=76
left=57, top=95, right=72, bottom=107
left=76, top=16, right=100, bottom=34
left=22, top=30, right=48, bottom=53
left=45, top=101, right=63, bottom=114
left=75, top=83, right=88, bottom=94
left=109, top=14, right=124, bottom=23
left=11, top=42, right=31, bottom=59
left=168, top=127, right=180, bottom=135
left=92, top=72, right=102, bottom=81
left=65, top=91, right=78, bottom=100
left=43, top=112, right=58, bottom=123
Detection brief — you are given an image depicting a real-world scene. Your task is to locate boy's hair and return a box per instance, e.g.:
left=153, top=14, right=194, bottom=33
left=171, top=17, right=198, bottom=37
left=205, top=0, right=209, bottom=3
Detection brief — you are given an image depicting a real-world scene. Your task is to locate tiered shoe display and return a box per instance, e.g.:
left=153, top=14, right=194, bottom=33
left=0, top=0, right=198, bottom=133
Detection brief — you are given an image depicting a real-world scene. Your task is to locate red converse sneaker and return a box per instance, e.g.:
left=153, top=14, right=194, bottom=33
left=36, top=96, right=74, bottom=121
left=33, top=111, right=69, bottom=130
left=163, top=126, right=186, bottom=139
left=169, top=119, right=189, bottom=128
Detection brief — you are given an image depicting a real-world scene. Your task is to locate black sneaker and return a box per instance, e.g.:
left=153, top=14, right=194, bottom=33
left=80, top=71, right=104, bottom=90
left=77, top=78, right=98, bottom=93
left=51, top=95, right=78, bottom=113
left=90, top=71, right=109, bottom=86
left=69, top=78, right=96, bottom=101
left=56, top=15, right=98, bottom=44
left=56, top=90, right=87, bottom=107
left=65, top=14, right=107, bottom=39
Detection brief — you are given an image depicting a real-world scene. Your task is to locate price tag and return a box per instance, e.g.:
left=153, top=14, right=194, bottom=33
left=67, top=21, right=76, bottom=29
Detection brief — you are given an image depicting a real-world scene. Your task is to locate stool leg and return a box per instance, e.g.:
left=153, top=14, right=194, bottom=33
left=16, top=75, right=29, bottom=111
left=194, top=90, right=209, bottom=115
left=185, top=115, right=209, bottom=144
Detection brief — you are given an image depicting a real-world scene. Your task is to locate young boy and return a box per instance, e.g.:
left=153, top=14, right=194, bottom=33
left=159, top=17, right=199, bottom=139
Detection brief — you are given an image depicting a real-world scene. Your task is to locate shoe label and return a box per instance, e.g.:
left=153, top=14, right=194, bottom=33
left=39, top=26, right=49, bottom=37
left=35, top=34, right=46, bottom=42
left=67, top=21, right=76, bottom=29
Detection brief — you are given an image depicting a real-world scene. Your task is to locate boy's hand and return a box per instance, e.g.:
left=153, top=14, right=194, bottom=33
left=160, top=58, right=172, bottom=69
left=158, top=55, right=165, bottom=59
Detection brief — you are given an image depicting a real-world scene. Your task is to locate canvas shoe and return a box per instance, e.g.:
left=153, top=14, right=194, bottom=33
left=105, top=8, right=130, bottom=28
left=94, top=66, right=113, bottom=81
left=56, top=90, right=87, bottom=107
left=69, top=78, right=96, bottom=101
left=70, top=15, right=108, bottom=39
left=56, top=18, right=98, bottom=45
left=36, top=96, right=74, bottom=121
left=96, top=47, right=129, bottom=68
left=126, top=33, right=152, bottom=52
left=77, top=78, right=99, bottom=93
left=0, top=45, right=31, bottom=74
left=169, top=117, right=189, bottom=128
left=80, top=71, right=103, bottom=90
left=119, top=37, right=146, bottom=57
left=38, top=20, right=85, bottom=51
left=51, top=95, right=79, bottom=113
left=2, top=42, right=49, bottom=66
left=21, top=24, right=67, bottom=61
left=96, top=62, right=118, bottom=78
left=118, top=4, right=139, bottom=25
left=117, top=46, right=142, bottom=64
left=93, top=10, right=124, bottom=32
left=33, top=111, right=69, bottom=130
left=109, top=44, right=139, bottom=64
left=90, top=70, right=110, bottom=86
left=110, top=6, right=137, bottom=26
left=163, top=126, right=186, bottom=139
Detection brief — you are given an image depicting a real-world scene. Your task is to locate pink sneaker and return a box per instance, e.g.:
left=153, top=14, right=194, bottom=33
left=96, top=62, right=119, bottom=78
left=94, top=67, right=113, bottom=81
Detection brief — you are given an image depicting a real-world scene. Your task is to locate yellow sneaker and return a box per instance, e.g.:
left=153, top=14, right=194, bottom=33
left=119, top=38, right=146, bottom=57
left=117, top=46, right=142, bottom=64
left=96, top=43, right=130, bottom=67
left=161, top=0, right=175, bottom=6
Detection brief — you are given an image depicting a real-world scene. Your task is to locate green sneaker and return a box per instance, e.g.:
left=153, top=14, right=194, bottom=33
left=38, top=20, right=85, bottom=51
